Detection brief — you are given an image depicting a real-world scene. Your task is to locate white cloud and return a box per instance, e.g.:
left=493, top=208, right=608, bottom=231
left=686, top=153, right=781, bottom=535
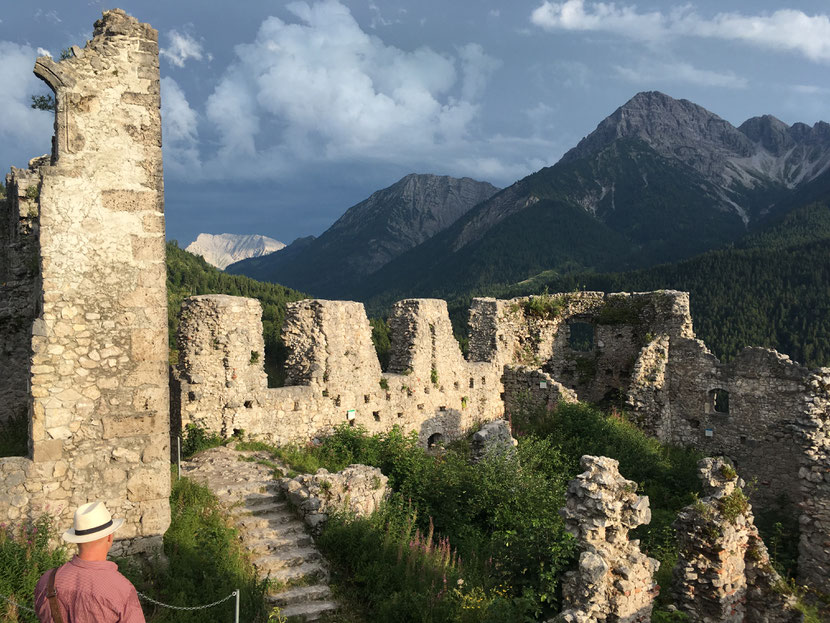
left=531, top=1, right=830, bottom=63
left=160, top=29, right=209, bottom=68
left=790, top=84, right=830, bottom=95
left=202, top=0, right=506, bottom=180
left=458, top=43, right=502, bottom=101
left=36, top=47, right=51, bottom=58
left=614, top=61, right=748, bottom=89
left=161, top=77, right=202, bottom=177
left=0, top=41, right=54, bottom=165
left=531, top=0, right=666, bottom=41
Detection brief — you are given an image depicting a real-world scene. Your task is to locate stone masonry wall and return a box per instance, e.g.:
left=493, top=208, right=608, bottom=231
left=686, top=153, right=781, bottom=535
left=659, top=341, right=830, bottom=592
left=175, top=296, right=504, bottom=447
left=558, top=455, right=659, bottom=623
left=173, top=288, right=829, bottom=593
left=282, top=465, right=388, bottom=534
left=0, top=10, right=170, bottom=554
left=469, top=291, right=693, bottom=404
left=0, top=159, right=44, bottom=426
left=672, top=458, right=800, bottom=623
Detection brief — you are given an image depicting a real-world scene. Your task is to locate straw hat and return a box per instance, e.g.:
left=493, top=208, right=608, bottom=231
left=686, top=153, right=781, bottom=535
left=62, top=501, right=124, bottom=543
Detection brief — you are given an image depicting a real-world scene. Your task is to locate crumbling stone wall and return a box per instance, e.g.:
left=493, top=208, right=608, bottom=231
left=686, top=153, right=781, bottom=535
left=672, top=458, right=800, bottom=623
left=174, top=296, right=504, bottom=446
left=558, top=455, right=659, bottom=623
left=0, top=9, right=169, bottom=554
left=281, top=465, right=388, bottom=534
left=649, top=340, right=830, bottom=592
left=0, top=159, right=44, bottom=426
left=502, top=366, right=577, bottom=421
left=173, top=288, right=829, bottom=592
left=469, top=291, right=693, bottom=404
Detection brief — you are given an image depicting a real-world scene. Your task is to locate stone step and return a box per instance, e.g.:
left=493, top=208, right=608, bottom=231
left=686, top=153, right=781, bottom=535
left=233, top=492, right=287, bottom=510
left=236, top=510, right=298, bottom=530
left=260, top=561, right=328, bottom=585
left=239, top=521, right=308, bottom=541
left=267, top=584, right=332, bottom=607
left=245, top=532, right=314, bottom=555
left=252, top=546, right=322, bottom=573
left=278, top=599, right=338, bottom=621
left=212, top=480, right=282, bottom=497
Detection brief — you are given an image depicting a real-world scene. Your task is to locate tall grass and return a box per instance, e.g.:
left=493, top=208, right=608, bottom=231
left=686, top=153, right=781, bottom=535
left=0, top=514, right=68, bottom=622
left=120, top=477, right=269, bottom=622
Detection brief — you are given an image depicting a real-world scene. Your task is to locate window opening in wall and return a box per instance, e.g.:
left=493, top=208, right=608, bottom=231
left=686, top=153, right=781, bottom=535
left=689, top=418, right=700, bottom=429
left=373, top=411, right=380, bottom=422
left=427, top=432, right=443, bottom=448
left=469, top=378, right=475, bottom=388
left=364, top=395, right=370, bottom=404
left=568, top=321, right=594, bottom=352
left=244, top=400, right=253, bottom=409
left=708, top=388, right=730, bottom=414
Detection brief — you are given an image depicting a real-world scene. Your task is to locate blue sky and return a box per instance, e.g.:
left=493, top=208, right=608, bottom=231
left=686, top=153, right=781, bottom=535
left=2, top=1, right=829, bottom=245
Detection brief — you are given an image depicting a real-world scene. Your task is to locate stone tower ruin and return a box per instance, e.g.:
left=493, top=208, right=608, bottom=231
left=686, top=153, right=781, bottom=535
left=0, top=9, right=169, bottom=553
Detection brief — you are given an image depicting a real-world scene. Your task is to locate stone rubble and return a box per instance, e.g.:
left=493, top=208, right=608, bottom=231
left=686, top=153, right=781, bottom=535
left=182, top=446, right=338, bottom=621
left=558, top=455, right=660, bottom=623
left=470, top=419, right=518, bottom=463
left=281, top=464, right=388, bottom=535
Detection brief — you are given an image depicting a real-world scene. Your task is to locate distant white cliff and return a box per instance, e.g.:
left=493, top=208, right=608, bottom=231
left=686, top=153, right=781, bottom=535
left=185, top=233, right=286, bottom=270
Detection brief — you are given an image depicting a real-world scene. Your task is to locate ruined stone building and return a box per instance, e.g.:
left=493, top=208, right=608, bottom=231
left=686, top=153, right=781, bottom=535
left=171, top=289, right=829, bottom=594
left=0, top=7, right=827, bottom=610
left=0, top=10, right=169, bottom=553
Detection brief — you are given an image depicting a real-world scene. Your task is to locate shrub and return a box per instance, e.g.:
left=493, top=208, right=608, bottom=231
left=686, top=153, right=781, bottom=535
left=180, top=423, right=226, bottom=459
left=0, top=514, right=68, bottom=622
left=121, top=478, right=268, bottom=622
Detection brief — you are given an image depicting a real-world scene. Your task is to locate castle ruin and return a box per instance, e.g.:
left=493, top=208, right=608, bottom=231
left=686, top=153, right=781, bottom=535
left=171, top=289, right=829, bottom=594
left=0, top=9, right=169, bottom=554
left=0, top=7, right=827, bottom=610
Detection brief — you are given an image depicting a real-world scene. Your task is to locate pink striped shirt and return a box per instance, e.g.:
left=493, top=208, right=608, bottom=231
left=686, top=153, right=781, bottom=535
left=34, top=556, right=145, bottom=623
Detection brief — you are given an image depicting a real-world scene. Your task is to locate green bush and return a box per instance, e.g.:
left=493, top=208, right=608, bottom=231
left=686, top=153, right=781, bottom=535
left=122, top=478, right=268, bottom=622
left=318, top=496, right=538, bottom=623
left=180, top=423, right=226, bottom=459
left=0, top=514, right=68, bottom=622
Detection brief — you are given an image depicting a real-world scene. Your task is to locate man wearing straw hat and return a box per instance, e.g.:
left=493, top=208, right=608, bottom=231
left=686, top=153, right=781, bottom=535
left=34, top=501, right=145, bottom=622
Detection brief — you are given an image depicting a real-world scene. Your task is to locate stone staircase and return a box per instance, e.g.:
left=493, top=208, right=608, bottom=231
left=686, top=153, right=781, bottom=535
left=181, top=446, right=338, bottom=621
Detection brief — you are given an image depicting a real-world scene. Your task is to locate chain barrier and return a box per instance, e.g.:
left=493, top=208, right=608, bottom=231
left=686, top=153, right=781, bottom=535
left=0, top=593, right=37, bottom=614
left=1, top=589, right=240, bottom=621
left=136, top=588, right=238, bottom=611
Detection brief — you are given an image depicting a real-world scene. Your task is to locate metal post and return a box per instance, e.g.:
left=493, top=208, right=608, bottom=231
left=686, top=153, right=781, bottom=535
left=234, top=589, right=240, bottom=623
left=177, top=436, right=181, bottom=480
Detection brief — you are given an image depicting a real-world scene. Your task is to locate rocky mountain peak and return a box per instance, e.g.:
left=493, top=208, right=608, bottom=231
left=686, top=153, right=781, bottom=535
left=737, top=115, right=794, bottom=155
left=561, top=91, right=756, bottom=169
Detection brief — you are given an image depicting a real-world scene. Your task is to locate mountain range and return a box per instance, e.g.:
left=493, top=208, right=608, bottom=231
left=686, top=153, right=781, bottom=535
left=186, top=233, right=285, bottom=270
left=228, top=91, right=830, bottom=305
left=227, top=174, right=498, bottom=297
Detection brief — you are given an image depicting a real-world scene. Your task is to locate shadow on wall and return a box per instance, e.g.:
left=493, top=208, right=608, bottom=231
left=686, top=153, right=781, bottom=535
left=419, top=408, right=463, bottom=448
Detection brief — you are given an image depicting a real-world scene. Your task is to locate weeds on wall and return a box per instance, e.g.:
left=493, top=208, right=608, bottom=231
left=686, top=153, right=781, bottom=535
left=180, top=423, right=227, bottom=459
left=0, top=514, right=68, bottom=622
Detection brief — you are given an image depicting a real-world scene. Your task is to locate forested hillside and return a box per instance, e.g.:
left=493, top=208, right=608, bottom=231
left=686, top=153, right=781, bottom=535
left=484, top=201, right=830, bottom=368
left=166, top=242, right=308, bottom=379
